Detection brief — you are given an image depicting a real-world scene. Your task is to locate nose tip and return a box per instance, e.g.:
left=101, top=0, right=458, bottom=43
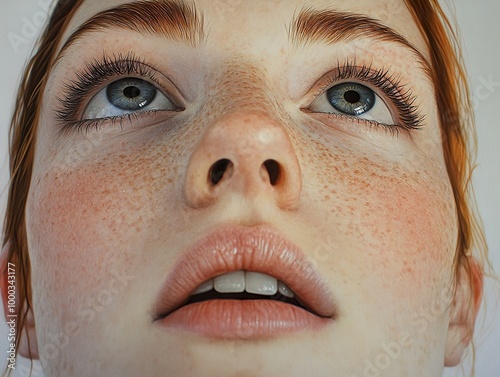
left=184, top=112, right=302, bottom=210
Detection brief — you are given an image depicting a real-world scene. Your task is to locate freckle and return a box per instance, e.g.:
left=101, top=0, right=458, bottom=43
left=405, top=267, right=414, bottom=274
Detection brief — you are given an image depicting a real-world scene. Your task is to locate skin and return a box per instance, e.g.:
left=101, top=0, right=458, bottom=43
left=1, top=0, right=482, bottom=376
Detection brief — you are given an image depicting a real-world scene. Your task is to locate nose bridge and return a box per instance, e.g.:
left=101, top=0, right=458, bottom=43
left=184, top=107, right=302, bottom=210
left=206, top=60, right=275, bottom=111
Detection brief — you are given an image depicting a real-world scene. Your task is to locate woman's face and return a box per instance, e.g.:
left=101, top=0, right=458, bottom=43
left=26, top=0, right=460, bottom=376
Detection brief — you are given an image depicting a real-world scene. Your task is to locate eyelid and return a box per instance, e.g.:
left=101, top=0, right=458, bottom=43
left=314, top=79, right=398, bottom=123
left=301, top=61, right=425, bottom=131
left=301, top=63, right=388, bottom=108
left=84, top=75, right=181, bottom=117
left=55, top=53, right=186, bottom=129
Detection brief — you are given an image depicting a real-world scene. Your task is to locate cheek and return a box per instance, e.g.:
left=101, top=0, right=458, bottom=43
left=25, top=141, right=181, bottom=324
left=300, top=136, right=457, bottom=305
left=361, top=174, right=456, bottom=282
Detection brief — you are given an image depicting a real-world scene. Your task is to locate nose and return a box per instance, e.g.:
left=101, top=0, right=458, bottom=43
left=184, top=111, right=302, bottom=210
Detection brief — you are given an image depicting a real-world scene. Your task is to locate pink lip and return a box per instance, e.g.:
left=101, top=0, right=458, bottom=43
left=153, top=224, right=337, bottom=339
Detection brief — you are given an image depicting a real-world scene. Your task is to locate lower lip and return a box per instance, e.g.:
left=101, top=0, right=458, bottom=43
left=156, top=299, right=331, bottom=339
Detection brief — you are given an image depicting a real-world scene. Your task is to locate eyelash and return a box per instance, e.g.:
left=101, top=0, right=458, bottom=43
left=313, top=61, right=425, bottom=133
left=55, top=52, right=163, bottom=132
left=56, top=55, right=424, bottom=134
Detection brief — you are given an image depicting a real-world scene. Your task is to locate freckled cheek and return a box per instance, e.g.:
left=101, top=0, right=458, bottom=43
left=354, top=175, right=457, bottom=293
left=306, top=146, right=458, bottom=304
left=26, top=159, right=168, bottom=310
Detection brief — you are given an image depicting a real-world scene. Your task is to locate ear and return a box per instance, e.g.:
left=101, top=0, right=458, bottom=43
left=0, top=242, right=39, bottom=359
left=444, top=257, right=483, bottom=366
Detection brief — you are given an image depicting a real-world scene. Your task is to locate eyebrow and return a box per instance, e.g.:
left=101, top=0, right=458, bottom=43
left=289, top=7, right=433, bottom=80
left=56, top=0, right=205, bottom=61
left=56, top=2, right=431, bottom=81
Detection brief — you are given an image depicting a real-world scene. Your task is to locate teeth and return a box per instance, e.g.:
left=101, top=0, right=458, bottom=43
left=191, top=279, right=214, bottom=295
left=245, top=272, right=277, bottom=296
left=191, top=270, right=296, bottom=298
left=214, top=271, right=245, bottom=293
left=278, top=281, right=294, bottom=298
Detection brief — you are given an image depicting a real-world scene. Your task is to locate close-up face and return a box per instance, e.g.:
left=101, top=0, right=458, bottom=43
left=19, top=0, right=473, bottom=376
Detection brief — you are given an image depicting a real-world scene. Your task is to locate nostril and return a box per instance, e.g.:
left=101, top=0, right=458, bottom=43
left=209, top=159, right=232, bottom=185
left=264, top=159, right=280, bottom=186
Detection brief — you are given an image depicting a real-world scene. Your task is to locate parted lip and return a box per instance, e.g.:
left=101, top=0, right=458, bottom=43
left=152, top=224, right=337, bottom=320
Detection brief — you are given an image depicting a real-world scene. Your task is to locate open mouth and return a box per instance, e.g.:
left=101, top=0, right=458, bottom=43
left=183, top=290, right=304, bottom=307
left=158, top=270, right=315, bottom=319
left=153, top=225, right=337, bottom=339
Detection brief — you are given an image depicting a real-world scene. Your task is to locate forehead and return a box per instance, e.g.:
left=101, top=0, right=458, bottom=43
left=59, top=0, right=430, bottom=62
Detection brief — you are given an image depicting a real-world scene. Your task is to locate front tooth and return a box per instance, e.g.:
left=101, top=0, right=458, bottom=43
left=191, top=279, right=214, bottom=295
left=278, top=281, right=294, bottom=298
left=214, top=271, right=245, bottom=293
left=245, top=272, right=277, bottom=295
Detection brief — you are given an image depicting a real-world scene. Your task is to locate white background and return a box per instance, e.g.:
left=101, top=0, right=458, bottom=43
left=0, top=1, right=498, bottom=376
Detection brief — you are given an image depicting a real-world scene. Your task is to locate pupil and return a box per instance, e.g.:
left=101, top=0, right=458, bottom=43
left=344, top=90, right=360, bottom=104
left=123, top=86, right=141, bottom=99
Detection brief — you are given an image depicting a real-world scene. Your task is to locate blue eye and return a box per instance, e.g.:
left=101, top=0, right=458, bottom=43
left=309, top=81, right=394, bottom=125
left=83, top=77, right=177, bottom=120
left=106, top=78, right=157, bottom=111
left=327, top=83, right=375, bottom=116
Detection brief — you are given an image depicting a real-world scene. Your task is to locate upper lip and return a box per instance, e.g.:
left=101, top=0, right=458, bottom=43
left=152, top=224, right=337, bottom=320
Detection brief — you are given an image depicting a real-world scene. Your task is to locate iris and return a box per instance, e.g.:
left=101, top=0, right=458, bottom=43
left=106, top=78, right=157, bottom=110
left=327, top=82, right=375, bottom=116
